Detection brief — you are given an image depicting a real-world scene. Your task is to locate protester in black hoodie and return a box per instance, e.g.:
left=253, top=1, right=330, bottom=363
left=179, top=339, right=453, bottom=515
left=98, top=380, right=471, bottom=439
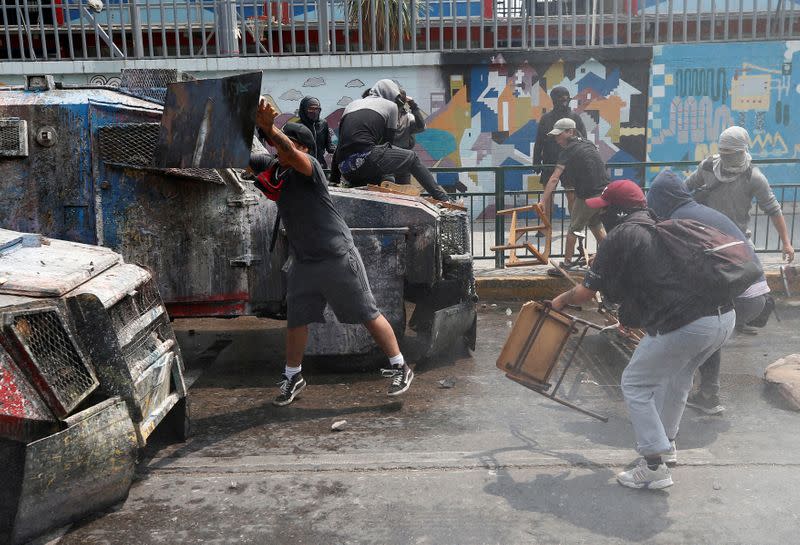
left=533, top=86, right=587, bottom=186
left=298, top=96, right=336, bottom=168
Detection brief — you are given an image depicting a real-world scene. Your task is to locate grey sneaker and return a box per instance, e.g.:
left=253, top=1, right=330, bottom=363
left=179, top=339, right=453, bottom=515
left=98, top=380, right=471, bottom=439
left=617, top=459, right=673, bottom=490
left=686, top=392, right=724, bottom=415
left=661, top=440, right=677, bottom=467
left=385, top=364, right=414, bottom=396
left=273, top=373, right=306, bottom=407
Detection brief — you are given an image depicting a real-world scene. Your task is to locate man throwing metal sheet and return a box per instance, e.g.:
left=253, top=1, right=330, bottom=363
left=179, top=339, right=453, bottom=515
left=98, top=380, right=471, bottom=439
left=249, top=99, right=414, bottom=406
left=550, top=180, right=736, bottom=490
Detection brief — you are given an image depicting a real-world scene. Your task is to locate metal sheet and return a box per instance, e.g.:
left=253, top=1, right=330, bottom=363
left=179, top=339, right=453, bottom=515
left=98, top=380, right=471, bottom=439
left=6, top=398, right=137, bottom=545
left=153, top=72, right=262, bottom=169
left=0, top=229, right=120, bottom=298
left=425, top=301, right=477, bottom=356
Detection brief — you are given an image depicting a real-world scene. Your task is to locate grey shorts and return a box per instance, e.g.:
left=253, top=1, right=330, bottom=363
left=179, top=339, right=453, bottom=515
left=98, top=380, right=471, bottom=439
left=286, top=246, right=381, bottom=328
left=568, top=197, right=604, bottom=233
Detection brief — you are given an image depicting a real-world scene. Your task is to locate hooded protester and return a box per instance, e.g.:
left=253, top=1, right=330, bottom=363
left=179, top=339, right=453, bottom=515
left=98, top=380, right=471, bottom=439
left=551, top=179, right=736, bottom=491
left=391, top=88, right=426, bottom=185
left=685, top=126, right=794, bottom=262
left=297, top=96, right=336, bottom=168
left=532, top=86, right=588, bottom=187
left=330, top=79, right=449, bottom=201
left=648, top=170, right=769, bottom=415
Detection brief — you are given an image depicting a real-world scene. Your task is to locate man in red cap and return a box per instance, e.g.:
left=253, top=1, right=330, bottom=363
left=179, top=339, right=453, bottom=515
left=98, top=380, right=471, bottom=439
left=551, top=179, right=735, bottom=490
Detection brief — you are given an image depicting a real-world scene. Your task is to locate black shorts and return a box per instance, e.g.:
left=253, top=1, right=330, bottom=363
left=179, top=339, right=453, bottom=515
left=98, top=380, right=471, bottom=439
left=286, top=246, right=381, bottom=328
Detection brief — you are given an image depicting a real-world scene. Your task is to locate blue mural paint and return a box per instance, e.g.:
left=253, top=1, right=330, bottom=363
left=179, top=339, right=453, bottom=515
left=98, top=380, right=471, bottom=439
left=648, top=41, right=800, bottom=188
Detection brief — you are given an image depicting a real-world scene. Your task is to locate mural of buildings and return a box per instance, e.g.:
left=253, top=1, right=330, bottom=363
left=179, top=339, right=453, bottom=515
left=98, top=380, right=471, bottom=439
left=648, top=41, right=800, bottom=186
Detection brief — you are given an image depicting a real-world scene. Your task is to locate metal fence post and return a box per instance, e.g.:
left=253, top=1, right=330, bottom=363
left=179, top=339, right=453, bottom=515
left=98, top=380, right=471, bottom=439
left=495, top=168, right=506, bottom=269
left=130, top=3, right=145, bottom=59
left=318, top=0, right=331, bottom=53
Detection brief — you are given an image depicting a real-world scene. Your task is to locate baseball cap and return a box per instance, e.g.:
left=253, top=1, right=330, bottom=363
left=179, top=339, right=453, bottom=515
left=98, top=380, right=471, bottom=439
left=585, top=179, right=647, bottom=209
left=547, top=118, right=577, bottom=136
left=282, top=122, right=315, bottom=151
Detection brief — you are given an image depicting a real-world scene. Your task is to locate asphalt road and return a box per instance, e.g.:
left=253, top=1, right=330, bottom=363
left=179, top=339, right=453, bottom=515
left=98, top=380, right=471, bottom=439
left=37, top=301, right=800, bottom=545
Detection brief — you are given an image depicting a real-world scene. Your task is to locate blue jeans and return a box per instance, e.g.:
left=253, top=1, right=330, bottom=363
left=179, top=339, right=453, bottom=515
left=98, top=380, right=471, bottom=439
left=621, top=310, right=736, bottom=456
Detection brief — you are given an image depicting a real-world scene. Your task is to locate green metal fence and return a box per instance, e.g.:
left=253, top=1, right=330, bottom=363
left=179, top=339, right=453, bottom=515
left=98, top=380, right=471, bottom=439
left=429, top=159, right=800, bottom=268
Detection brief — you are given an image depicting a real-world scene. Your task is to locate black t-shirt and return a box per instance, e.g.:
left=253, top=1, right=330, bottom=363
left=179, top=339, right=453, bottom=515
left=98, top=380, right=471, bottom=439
left=583, top=210, right=717, bottom=334
left=534, top=109, right=587, bottom=166
left=557, top=137, right=609, bottom=198
left=250, top=153, right=354, bottom=262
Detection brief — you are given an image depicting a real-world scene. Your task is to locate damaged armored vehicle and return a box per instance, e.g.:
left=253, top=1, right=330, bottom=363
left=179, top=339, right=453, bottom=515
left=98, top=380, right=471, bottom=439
left=0, top=70, right=477, bottom=357
left=0, top=228, right=188, bottom=545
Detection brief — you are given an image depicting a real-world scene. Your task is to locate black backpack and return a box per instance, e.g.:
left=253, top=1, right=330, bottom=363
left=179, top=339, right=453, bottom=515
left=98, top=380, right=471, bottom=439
left=634, top=217, right=763, bottom=305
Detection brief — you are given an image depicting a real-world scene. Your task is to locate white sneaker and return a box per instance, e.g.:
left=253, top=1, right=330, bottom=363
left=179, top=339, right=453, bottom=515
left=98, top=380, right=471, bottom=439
left=617, top=459, right=673, bottom=489
left=661, top=441, right=677, bottom=467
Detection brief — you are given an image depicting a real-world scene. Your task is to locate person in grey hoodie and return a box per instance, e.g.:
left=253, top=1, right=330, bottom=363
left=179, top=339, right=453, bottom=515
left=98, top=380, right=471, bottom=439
left=647, top=170, right=769, bottom=416
left=393, top=88, right=426, bottom=185
left=330, top=79, right=449, bottom=202
left=685, top=126, right=794, bottom=262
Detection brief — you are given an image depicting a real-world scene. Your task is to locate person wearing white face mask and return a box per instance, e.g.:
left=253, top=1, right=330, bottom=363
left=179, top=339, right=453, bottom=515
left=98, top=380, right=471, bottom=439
left=685, top=126, right=795, bottom=263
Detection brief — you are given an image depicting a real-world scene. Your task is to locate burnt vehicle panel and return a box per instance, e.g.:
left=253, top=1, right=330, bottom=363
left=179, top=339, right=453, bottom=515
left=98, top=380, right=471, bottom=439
left=0, top=71, right=476, bottom=356
left=0, top=228, right=187, bottom=544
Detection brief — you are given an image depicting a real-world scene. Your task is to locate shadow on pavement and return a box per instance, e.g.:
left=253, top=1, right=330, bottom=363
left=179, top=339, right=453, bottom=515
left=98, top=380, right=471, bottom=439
left=478, top=427, right=673, bottom=542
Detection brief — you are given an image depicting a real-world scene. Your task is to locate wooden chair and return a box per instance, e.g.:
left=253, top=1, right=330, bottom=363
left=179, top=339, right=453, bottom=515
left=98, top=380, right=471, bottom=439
left=490, top=203, right=552, bottom=266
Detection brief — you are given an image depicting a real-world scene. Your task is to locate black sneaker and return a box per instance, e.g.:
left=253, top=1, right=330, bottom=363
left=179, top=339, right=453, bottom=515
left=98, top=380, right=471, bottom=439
left=273, top=373, right=306, bottom=406
left=385, top=364, right=414, bottom=396
left=686, top=392, right=724, bottom=415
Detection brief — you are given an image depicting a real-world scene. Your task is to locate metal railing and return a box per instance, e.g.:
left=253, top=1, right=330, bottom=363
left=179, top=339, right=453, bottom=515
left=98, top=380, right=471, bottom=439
left=2, top=0, right=798, bottom=60
left=429, top=161, right=800, bottom=267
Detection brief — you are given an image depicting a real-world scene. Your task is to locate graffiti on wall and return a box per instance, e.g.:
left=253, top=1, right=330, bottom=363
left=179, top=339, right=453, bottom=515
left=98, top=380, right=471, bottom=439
left=647, top=41, right=800, bottom=185
left=431, top=49, right=650, bottom=194
left=258, top=49, right=650, bottom=202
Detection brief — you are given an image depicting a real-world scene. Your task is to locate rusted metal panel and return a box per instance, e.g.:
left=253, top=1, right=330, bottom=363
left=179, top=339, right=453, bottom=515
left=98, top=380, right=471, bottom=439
left=306, top=229, right=407, bottom=356
left=70, top=262, right=152, bottom=309
left=331, top=188, right=442, bottom=286
left=154, top=72, right=262, bottom=169
left=5, top=398, right=138, bottom=545
left=0, top=347, right=58, bottom=443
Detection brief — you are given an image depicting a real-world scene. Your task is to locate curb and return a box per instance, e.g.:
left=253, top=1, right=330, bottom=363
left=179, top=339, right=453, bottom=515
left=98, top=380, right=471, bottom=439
left=476, top=269, right=800, bottom=302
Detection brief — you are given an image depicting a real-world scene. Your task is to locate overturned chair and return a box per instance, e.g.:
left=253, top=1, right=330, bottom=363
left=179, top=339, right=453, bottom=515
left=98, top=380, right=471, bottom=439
left=490, top=203, right=552, bottom=266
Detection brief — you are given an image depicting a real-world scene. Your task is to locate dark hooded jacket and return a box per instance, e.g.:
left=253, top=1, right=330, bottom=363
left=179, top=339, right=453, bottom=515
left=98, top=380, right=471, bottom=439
left=533, top=102, right=587, bottom=185
left=298, top=96, right=336, bottom=168
left=646, top=170, right=767, bottom=288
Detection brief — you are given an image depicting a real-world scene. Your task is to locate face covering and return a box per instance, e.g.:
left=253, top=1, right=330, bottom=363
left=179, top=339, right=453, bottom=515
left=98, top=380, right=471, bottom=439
left=712, top=126, right=752, bottom=182
left=299, top=97, right=321, bottom=124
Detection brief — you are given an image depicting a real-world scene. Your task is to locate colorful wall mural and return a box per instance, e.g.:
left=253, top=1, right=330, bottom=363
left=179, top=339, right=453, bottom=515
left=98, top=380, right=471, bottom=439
left=647, top=40, right=800, bottom=186
left=257, top=47, right=651, bottom=203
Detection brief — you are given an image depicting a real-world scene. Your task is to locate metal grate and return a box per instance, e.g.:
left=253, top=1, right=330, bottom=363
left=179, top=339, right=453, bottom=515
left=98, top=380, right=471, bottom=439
left=119, top=69, right=196, bottom=103
left=0, top=118, right=28, bottom=157
left=120, top=69, right=177, bottom=103
left=9, top=310, right=98, bottom=417
left=108, top=280, right=162, bottom=333
left=99, top=123, right=159, bottom=167
left=98, top=123, right=223, bottom=184
left=108, top=280, right=171, bottom=370
left=440, top=212, right=472, bottom=256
